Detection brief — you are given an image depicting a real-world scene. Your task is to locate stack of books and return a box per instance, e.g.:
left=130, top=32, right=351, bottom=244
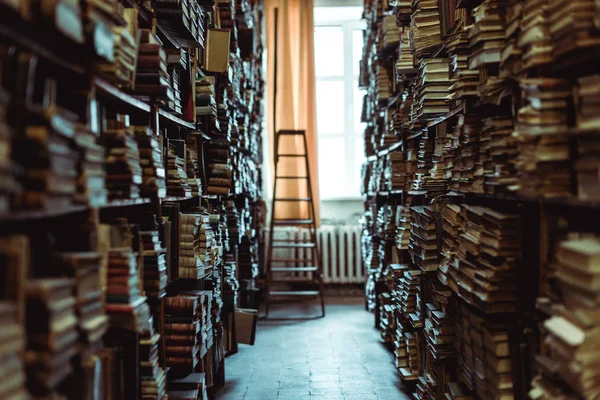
left=206, top=163, right=232, bottom=196
left=379, top=291, right=395, bottom=343
left=135, top=31, right=174, bottom=102
left=453, top=115, right=484, bottom=193
left=468, top=0, right=506, bottom=70
left=105, top=247, right=150, bottom=332
left=16, top=112, right=79, bottom=210
left=0, top=302, right=27, bottom=399
left=395, top=30, right=417, bottom=77
left=500, top=2, right=523, bottom=78
left=141, top=231, right=168, bottom=298
left=238, top=235, right=260, bottom=281
left=447, top=24, right=477, bottom=107
left=177, top=290, right=214, bottom=358
left=164, top=296, right=202, bottom=371
left=515, top=78, right=571, bottom=198
left=169, top=67, right=183, bottom=115
left=0, top=86, right=20, bottom=213
left=381, top=15, right=401, bottom=48
left=74, top=124, right=107, bottom=206
left=548, top=0, right=600, bottom=61
left=400, top=331, right=421, bottom=380
left=97, top=18, right=138, bottom=89
left=577, top=75, right=600, bottom=131
left=179, top=213, right=202, bottom=279
left=531, top=236, right=600, bottom=399
left=409, top=206, right=438, bottom=272
left=166, top=142, right=192, bottom=198
left=195, top=77, right=217, bottom=116
left=185, top=136, right=203, bottom=196
left=139, top=329, right=166, bottom=400
left=103, top=124, right=143, bottom=200
left=376, top=65, right=391, bottom=102
left=575, top=130, right=600, bottom=201
left=423, top=303, right=455, bottom=361
left=439, top=203, right=461, bottom=287
left=518, top=0, right=552, bottom=70
left=481, top=117, right=518, bottom=195
left=409, top=0, right=442, bottom=56
left=54, top=252, right=108, bottom=345
left=454, top=206, right=521, bottom=313
left=395, top=205, right=411, bottom=250
left=412, top=136, right=434, bottom=190
left=154, top=0, right=204, bottom=47
left=415, top=58, right=450, bottom=119
left=25, top=279, right=78, bottom=396
left=447, top=382, right=475, bottom=400
left=134, top=126, right=166, bottom=199
left=387, top=151, right=407, bottom=190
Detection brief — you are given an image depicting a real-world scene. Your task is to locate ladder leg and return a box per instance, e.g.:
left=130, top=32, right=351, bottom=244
left=265, top=133, right=281, bottom=318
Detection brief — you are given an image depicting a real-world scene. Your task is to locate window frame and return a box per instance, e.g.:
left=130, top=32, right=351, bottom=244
left=314, top=13, right=366, bottom=200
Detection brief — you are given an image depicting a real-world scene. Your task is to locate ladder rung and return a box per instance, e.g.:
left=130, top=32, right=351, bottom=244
left=273, top=219, right=314, bottom=226
left=275, top=176, right=308, bottom=179
left=271, top=267, right=318, bottom=272
left=277, top=130, right=306, bottom=135
left=274, top=198, right=312, bottom=202
left=272, top=243, right=315, bottom=249
left=269, top=291, right=319, bottom=296
left=272, top=239, right=312, bottom=243
left=278, top=154, right=306, bottom=157
left=270, top=259, right=314, bottom=263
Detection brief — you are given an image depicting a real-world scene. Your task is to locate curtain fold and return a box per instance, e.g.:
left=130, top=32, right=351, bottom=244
left=266, top=0, right=321, bottom=226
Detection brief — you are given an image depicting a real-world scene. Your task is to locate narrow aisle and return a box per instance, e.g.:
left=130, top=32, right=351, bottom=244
left=216, top=297, right=411, bottom=400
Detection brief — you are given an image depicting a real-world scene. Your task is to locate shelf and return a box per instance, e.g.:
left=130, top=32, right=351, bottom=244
left=378, top=141, right=403, bottom=157
left=158, top=109, right=196, bottom=130
left=101, top=198, right=152, bottom=208
left=0, top=11, right=85, bottom=75
left=94, top=78, right=151, bottom=114
left=163, top=195, right=199, bottom=202
left=0, top=205, right=89, bottom=223
left=366, top=155, right=378, bottom=162
left=426, top=104, right=465, bottom=128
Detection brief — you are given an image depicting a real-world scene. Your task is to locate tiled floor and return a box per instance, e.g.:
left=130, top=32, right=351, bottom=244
left=216, top=297, right=411, bottom=400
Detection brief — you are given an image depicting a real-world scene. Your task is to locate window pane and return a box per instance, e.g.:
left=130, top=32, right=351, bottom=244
left=317, top=80, right=345, bottom=135
left=314, top=27, right=344, bottom=77
left=353, top=29, right=364, bottom=76
left=314, top=7, right=363, bottom=23
left=354, top=86, right=367, bottom=134
left=318, top=136, right=346, bottom=199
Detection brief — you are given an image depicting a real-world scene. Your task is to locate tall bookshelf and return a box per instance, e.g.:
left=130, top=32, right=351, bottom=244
left=360, top=0, right=600, bottom=399
left=0, top=0, right=264, bottom=398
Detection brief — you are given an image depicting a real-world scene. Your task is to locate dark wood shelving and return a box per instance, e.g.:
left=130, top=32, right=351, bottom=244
left=158, top=109, right=196, bottom=130
left=94, top=78, right=152, bottom=114
left=0, top=205, right=89, bottom=223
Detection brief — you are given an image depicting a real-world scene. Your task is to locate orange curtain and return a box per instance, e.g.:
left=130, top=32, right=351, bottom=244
left=266, top=0, right=321, bottom=225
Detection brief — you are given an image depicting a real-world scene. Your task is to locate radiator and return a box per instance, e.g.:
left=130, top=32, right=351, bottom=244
left=265, top=225, right=364, bottom=284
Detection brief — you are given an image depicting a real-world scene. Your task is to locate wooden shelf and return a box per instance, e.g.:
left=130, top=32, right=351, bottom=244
left=0, top=11, right=85, bottom=75
left=426, top=104, right=465, bottom=128
left=94, top=78, right=151, bottom=114
left=378, top=141, right=403, bottom=157
left=163, top=195, right=199, bottom=202
left=101, top=198, right=152, bottom=208
left=158, top=109, right=196, bottom=130
left=0, top=204, right=89, bottom=223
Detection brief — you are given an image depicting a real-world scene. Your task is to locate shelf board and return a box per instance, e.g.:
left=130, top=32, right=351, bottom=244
left=0, top=204, right=88, bottom=223
left=94, top=78, right=151, bottom=114
left=378, top=140, right=403, bottom=157
left=426, top=104, right=465, bottom=128
left=158, top=109, right=196, bottom=130
left=101, top=198, right=152, bottom=208
left=163, top=195, right=199, bottom=202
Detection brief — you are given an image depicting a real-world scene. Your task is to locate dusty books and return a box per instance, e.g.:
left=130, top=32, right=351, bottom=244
left=0, top=302, right=27, bottom=400
left=409, top=0, right=442, bottom=56
left=53, top=252, right=108, bottom=345
left=468, top=0, right=506, bottom=70
left=415, top=58, right=451, bottom=118
left=73, top=124, right=107, bottom=206
left=185, top=136, right=203, bottom=196
left=449, top=205, right=521, bottom=313
left=140, top=330, right=166, bottom=400
left=134, top=126, right=166, bottom=199
left=179, top=212, right=215, bottom=279
left=531, top=236, right=600, bottom=399
left=134, top=31, right=174, bottom=101
left=103, top=122, right=143, bottom=200
left=514, top=79, right=571, bottom=198
left=408, top=205, right=438, bottom=272
left=195, top=76, right=217, bottom=116
left=0, top=85, right=21, bottom=213
left=168, top=373, right=208, bottom=400
left=96, top=22, right=138, bottom=89
left=481, top=117, right=518, bottom=195
left=141, top=231, right=168, bottom=297
left=25, top=279, right=78, bottom=396
left=167, top=141, right=192, bottom=198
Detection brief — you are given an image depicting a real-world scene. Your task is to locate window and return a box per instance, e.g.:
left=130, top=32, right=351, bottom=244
left=314, top=7, right=366, bottom=200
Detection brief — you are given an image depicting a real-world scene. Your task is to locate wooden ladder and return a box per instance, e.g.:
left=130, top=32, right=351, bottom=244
left=265, top=130, right=325, bottom=318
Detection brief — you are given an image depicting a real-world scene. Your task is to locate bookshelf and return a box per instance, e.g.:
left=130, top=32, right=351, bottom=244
left=0, top=0, right=264, bottom=399
left=360, top=0, right=600, bottom=399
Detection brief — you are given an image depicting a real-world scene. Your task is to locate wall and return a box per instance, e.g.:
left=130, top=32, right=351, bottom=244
left=320, top=199, right=363, bottom=224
